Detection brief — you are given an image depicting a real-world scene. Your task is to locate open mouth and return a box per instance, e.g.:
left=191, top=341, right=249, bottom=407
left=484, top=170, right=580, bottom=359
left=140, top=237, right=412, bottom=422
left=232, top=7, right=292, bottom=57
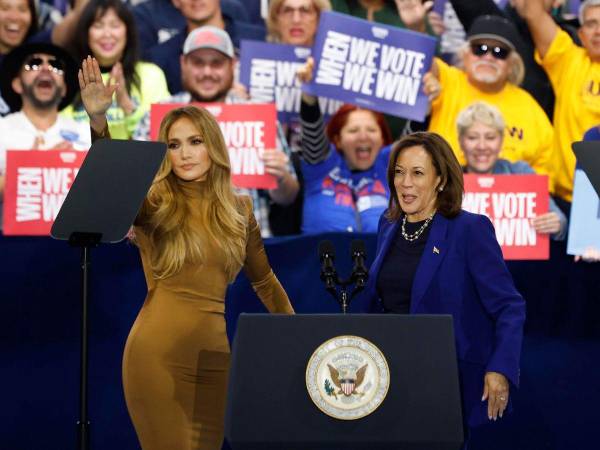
left=401, top=194, right=417, bottom=204
left=3, top=23, right=24, bottom=40
left=35, top=79, right=55, bottom=90
left=355, top=146, right=372, bottom=161
left=99, top=42, right=117, bottom=52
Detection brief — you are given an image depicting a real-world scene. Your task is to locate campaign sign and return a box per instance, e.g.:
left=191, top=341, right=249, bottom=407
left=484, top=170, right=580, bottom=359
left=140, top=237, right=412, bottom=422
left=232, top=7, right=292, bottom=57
left=239, top=40, right=342, bottom=123
left=3, top=150, right=86, bottom=235
left=567, top=168, right=600, bottom=255
left=304, top=11, right=437, bottom=121
left=462, top=174, right=549, bottom=260
left=150, top=103, right=277, bottom=189
left=433, top=0, right=447, bottom=15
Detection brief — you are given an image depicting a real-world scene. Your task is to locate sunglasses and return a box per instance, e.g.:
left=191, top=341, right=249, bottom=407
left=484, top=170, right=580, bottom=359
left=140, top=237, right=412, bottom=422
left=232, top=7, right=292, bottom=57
left=470, top=43, right=511, bottom=60
left=23, top=56, right=65, bottom=75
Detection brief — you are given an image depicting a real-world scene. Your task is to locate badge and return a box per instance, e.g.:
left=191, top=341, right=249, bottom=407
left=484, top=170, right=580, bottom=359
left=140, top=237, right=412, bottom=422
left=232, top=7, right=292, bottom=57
left=306, top=335, right=390, bottom=420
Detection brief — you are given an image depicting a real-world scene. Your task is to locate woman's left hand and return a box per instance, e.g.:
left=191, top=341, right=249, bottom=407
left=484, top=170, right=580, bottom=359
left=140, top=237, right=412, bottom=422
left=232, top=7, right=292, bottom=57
left=482, top=371, right=509, bottom=420
left=532, top=212, right=561, bottom=235
left=110, top=62, right=136, bottom=115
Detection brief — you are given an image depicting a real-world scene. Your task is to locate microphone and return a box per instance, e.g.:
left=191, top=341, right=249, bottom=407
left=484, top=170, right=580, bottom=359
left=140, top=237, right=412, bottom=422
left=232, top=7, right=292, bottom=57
left=318, top=240, right=337, bottom=290
left=350, top=239, right=368, bottom=288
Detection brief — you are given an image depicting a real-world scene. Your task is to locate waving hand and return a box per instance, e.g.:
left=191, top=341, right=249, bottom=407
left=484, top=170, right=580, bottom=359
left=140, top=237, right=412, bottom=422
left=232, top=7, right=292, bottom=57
left=78, top=55, right=118, bottom=133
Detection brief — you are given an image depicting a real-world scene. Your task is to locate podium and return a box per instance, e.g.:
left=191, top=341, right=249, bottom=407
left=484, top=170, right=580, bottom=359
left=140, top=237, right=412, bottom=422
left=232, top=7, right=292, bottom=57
left=225, top=314, right=464, bottom=450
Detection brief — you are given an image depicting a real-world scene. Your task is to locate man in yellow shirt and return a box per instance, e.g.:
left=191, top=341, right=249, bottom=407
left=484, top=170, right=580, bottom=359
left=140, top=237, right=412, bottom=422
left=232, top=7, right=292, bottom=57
left=427, top=15, right=554, bottom=186
left=512, top=0, right=600, bottom=204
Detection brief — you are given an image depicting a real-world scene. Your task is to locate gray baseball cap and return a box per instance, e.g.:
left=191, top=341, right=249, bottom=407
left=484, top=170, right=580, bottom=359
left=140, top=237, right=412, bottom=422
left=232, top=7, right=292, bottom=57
left=183, top=26, right=235, bottom=58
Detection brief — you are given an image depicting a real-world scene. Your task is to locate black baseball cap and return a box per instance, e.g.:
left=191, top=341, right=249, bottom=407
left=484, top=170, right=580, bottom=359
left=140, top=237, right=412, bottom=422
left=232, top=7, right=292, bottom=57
left=467, top=15, right=520, bottom=51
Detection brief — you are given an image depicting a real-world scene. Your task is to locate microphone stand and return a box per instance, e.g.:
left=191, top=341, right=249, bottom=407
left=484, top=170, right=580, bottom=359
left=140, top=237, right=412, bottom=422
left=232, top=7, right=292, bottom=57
left=319, top=240, right=368, bottom=314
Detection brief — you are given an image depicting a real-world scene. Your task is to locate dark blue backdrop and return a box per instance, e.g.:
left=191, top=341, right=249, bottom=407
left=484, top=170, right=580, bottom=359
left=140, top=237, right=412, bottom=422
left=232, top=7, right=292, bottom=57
left=1, top=234, right=599, bottom=449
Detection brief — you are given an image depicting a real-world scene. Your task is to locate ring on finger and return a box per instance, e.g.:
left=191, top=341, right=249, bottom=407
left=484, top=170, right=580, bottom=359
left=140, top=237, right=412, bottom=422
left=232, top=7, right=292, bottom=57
left=499, top=396, right=506, bottom=401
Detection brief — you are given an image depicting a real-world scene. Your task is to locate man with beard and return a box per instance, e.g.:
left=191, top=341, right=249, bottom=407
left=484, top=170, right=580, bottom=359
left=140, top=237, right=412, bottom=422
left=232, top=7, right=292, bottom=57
left=134, top=26, right=299, bottom=237
left=425, top=15, right=554, bottom=186
left=512, top=0, right=600, bottom=209
left=0, top=42, right=89, bottom=227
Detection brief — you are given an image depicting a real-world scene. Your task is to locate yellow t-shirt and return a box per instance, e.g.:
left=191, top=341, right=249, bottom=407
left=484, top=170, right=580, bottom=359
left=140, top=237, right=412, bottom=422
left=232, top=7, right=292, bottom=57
left=62, top=62, right=170, bottom=139
left=535, top=29, right=600, bottom=201
left=428, top=58, right=554, bottom=187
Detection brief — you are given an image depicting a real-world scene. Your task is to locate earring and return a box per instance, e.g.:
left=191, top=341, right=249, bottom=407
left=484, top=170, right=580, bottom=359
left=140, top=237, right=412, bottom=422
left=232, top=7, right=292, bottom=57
left=438, top=186, right=444, bottom=192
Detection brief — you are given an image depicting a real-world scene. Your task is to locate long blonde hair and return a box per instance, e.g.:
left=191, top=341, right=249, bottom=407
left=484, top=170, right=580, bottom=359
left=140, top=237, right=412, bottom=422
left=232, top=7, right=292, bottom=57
left=136, top=106, right=247, bottom=281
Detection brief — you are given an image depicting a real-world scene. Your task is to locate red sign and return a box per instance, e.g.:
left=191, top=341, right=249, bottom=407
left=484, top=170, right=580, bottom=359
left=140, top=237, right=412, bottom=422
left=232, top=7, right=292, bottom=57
left=151, top=103, right=277, bottom=189
left=3, top=150, right=86, bottom=235
left=462, top=174, right=550, bottom=260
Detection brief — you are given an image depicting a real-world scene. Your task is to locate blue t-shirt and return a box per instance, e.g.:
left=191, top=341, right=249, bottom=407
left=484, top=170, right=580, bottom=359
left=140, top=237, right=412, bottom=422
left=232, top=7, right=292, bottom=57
left=302, top=145, right=391, bottom=234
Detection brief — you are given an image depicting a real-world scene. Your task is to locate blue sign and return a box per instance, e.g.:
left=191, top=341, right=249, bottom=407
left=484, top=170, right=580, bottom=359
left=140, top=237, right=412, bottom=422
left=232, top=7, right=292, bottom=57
left=239, top=40, right=342, bottom=123
left=305, top=11, right=437, bottom=121
left=567, top=168, right=600, bottom=255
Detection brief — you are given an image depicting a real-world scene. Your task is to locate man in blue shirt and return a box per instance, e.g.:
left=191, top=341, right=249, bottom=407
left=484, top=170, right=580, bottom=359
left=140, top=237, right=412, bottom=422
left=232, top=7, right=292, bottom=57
left=144, top=0, right=265, bottom=93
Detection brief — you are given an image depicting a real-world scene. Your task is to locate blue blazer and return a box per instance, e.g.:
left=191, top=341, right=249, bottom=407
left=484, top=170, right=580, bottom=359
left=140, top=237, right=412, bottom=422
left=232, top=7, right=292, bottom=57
left=361, top=210, right=526, bottom=427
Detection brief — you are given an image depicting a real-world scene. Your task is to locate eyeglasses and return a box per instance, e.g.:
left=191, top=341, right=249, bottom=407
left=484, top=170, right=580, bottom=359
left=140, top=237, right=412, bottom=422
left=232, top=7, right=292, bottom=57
left=23, top=56, right=65, bottom=75
left=582, top=19, right=600, bottom=31
left=470, top=43, right=511, bottom=60
left=279, top=5, right=317, bottom=20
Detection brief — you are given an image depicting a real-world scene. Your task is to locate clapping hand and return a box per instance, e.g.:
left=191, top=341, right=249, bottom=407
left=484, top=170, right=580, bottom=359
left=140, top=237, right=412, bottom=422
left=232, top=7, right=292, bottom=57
left=78, top=55, right=118, bottom=132
left=109, top=62, right=136, bottom=116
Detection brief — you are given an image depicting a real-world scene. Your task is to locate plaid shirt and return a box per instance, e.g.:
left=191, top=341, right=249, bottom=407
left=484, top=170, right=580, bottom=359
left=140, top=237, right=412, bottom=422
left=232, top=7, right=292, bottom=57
left=133, top=91, right=295, bottom=237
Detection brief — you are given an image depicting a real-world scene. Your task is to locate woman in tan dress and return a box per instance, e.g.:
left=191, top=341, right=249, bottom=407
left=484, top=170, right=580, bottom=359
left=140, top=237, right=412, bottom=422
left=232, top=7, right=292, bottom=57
left=78, top=56, right=295, bottom=450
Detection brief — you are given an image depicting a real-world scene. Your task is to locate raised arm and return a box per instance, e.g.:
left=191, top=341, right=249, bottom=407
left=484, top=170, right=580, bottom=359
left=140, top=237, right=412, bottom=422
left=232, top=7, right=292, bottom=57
left=449, top=0, right=503, bottom=32
left=78, top=55, right=118, bottom=139
left=511, top=0, right=558, bottom=59
left=297, top=57, right=331, bottom=164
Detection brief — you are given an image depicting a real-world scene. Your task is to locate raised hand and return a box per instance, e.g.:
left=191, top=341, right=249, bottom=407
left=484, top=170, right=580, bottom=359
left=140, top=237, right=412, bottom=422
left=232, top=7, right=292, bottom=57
left=296, top=56, right=315, bottom=85
left=396, top=0, right=433, bottom=32
left=509, top=0, right=546, bottom=19
left=78, top=55, right=117, bottom=131
left=297, top=56, right=317, bottom=105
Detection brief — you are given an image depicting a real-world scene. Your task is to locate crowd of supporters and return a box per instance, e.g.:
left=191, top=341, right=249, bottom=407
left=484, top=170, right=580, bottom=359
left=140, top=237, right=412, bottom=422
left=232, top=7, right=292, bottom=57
left=0, top=0, right=598, bottom=260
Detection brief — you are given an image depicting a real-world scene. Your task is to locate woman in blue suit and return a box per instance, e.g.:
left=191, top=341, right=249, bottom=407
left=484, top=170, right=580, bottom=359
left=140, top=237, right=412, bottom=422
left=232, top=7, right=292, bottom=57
left=362, top=132, right=526, bottom=439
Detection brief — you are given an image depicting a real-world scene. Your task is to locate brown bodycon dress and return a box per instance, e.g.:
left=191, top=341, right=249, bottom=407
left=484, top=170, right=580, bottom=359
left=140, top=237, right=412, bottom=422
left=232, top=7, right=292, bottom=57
left=122, top=180, right=294, bottom=450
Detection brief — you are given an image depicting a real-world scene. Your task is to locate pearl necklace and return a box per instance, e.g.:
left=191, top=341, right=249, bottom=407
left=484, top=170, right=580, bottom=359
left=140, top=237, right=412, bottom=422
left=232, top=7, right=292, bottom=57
left=401, top=212, right=435, bottom=242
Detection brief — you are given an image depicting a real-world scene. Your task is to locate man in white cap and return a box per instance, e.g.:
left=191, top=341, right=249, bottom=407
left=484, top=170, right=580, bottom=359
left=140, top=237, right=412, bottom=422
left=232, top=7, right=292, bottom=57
left=425, top=15, right=554, bottom=186
left=135, top=26, right=299, bottom=237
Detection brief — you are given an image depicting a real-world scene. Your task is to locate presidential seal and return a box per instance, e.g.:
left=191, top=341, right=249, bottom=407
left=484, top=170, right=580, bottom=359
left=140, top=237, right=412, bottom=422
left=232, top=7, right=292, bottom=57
left=306, top=335, right=390, bottom=420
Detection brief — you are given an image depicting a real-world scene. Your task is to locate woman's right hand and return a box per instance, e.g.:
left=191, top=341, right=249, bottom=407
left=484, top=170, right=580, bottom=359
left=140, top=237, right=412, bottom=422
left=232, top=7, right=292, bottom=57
left=297, top=57, right=317, bottom=105
left=78, top=55, right=117, bottom=132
